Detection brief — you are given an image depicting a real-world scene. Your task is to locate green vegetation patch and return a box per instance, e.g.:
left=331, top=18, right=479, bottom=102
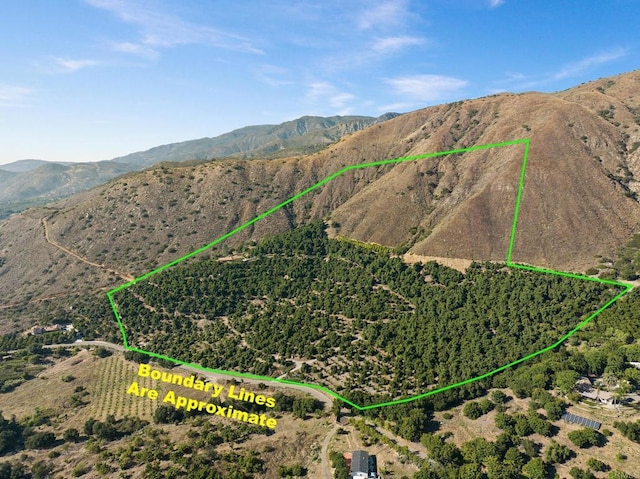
left=108, top=139, right=631, bottom=409
left=113, top=222, right=619, bottom=407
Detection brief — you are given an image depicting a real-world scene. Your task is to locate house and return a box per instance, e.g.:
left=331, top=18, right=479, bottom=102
left=350, top=450, right=378, bottom=479
left=29, top=326, right=46, bottom=335
left=26, top=323, right=74, bottom=336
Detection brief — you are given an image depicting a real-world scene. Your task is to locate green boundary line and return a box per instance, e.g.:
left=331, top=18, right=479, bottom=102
left=107, top=138, right=631, bottom=411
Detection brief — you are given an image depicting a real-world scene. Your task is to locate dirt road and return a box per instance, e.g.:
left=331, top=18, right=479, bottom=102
left=42, top=216, right=135, bottom=281
left=320, top=423, right=340, bottom=479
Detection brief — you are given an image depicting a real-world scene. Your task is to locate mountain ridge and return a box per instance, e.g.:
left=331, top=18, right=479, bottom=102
left=0, top=113, right=400, bottom=218
left=109, top=113, right=400, bottom=167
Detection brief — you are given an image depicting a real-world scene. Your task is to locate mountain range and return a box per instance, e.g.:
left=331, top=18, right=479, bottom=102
left=0, top=70, right=639, bottom=319
left=0, top=114, right=398, bottom=218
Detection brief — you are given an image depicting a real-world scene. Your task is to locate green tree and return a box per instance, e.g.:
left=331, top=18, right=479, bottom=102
left=491, top=390, right=508, bottom=404
left=601, top=372, right=618, bottom=390
left=555, top=370, right=579, bottom=395
left=522, top=457, right=547, bottom=479
left=463, top=401, right=483, bottom=420
left=570, top=467, right=596, bottom=479
left=568, top=428, right=602, bottom=448
left=24, top=431, right=56, bottom=449
left=63, top=428, right=80, bottom=442
left=545, top=440, right=571, bottom=464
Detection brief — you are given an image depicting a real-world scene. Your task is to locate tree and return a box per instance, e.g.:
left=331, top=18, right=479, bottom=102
left=154, top=404, right=185, bottom=424
left=544, top=399, right=565, bottom=421
left=32, top=461, right=54, bottom=479
left=93, top=347, right=111, bottom=358
left=331, top=399, right=341, bottom=420
left=463, top=401, right=484, bottom=420
left=527, top=411, right=552, bottom=437
left=613, top=380, right=632, bottom=408
left=555, top=370, right=579, bottom=395
left=570, top=467, right=596, bottom=479
left=601, top=372, right=618, bottom=390
left=545, top=440, right=571, bottom=464
left=568, top=428, right=602, bottom=448
left=458, top=463, right=484, bottom=479
left=63, top=428, right=80, bottom=442
left=614, top=419, right=640, bottom=443
left=484, top=455, right=521, bottom=479
left=491, top=390, right=508, bottom=404
left=24, top=431, right=56, bottom=449
left=522, top=457, right=547, bottom=479
left=462, top=437, right=495, bottom=464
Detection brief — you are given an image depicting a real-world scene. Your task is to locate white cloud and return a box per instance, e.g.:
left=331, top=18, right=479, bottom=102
left=257, top=64, right=294, bottom=87
left=111, top=41, right=159, bottom=59
left=84, top=0, right=262, bottom=57
left=371, top=36, right=426, bottom=53
left=54, top=57, right=100, bottom=72
left=487, top=0, right=505, bottom=8
left=356, top=0, right=409, bottom=30
left=378, top=102, right=414, bottom=112
left=498, top=47, right=629, bottom=91
left=330, top=93, right=355, bottom=109
left=306, top=81, right=356, bottom=114
left=552, top=47, right=628, bottom=80
left=386, top=74, right=468, bottom=102
left=0, top=85, right=32, bottom=106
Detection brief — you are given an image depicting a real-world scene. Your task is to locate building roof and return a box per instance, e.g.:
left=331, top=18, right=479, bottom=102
left=351, top=450, right=369, bottom=474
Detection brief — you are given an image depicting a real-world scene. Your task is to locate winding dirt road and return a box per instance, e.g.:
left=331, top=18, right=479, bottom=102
left=42, top=216, right=135, bottom=281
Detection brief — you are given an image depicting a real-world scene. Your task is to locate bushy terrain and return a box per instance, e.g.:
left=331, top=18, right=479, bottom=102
left=113, top=221, right=618, bottom=405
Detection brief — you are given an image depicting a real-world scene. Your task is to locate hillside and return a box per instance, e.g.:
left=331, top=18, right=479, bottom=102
left=1, top=70, right=639, bottom=317
left=0, top=114, right=399, bottom=220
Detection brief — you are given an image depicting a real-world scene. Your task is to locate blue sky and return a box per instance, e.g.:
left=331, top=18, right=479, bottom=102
left=0, top=0, right=638, bottom=165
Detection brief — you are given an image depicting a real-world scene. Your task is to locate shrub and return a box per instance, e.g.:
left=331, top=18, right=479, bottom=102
left=570, top=467, right=596, bottom=479
left=608, top=472, right=632, bottom=479
left=522, top=457, right=546, bottom=479
left=545, top=440, right=571, bottom=464
left=24, top=431, right=56, bottom=449
left=463, top=401, right=483, bottom=420
left=72, top=463, right=89, bottom=477
left=586, top=457, right=607, bottom=472
left=568, top=428, right=602, bottom=448
left=490, top=390, right=508, bottom=404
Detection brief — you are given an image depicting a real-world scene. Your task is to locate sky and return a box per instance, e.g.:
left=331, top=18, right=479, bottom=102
left=0, top=0, right=638, bottom=165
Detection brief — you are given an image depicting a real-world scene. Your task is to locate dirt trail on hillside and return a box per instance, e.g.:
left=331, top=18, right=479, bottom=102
left=320, top=423, right=340, bottom=479
left=403, top=253, right=474, bottom=272
left=42, top=217, right=135, bottom=282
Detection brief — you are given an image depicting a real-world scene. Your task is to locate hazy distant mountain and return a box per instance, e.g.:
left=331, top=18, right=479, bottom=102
left=0, top=159, right=58, bottom=172
left=0, top=114, right=399, bottom=219
left=0, top=169, right=18, bottom=184
left=111, top=114, right=400, bottom=168
left=0, top=161, right=136, bottom=205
